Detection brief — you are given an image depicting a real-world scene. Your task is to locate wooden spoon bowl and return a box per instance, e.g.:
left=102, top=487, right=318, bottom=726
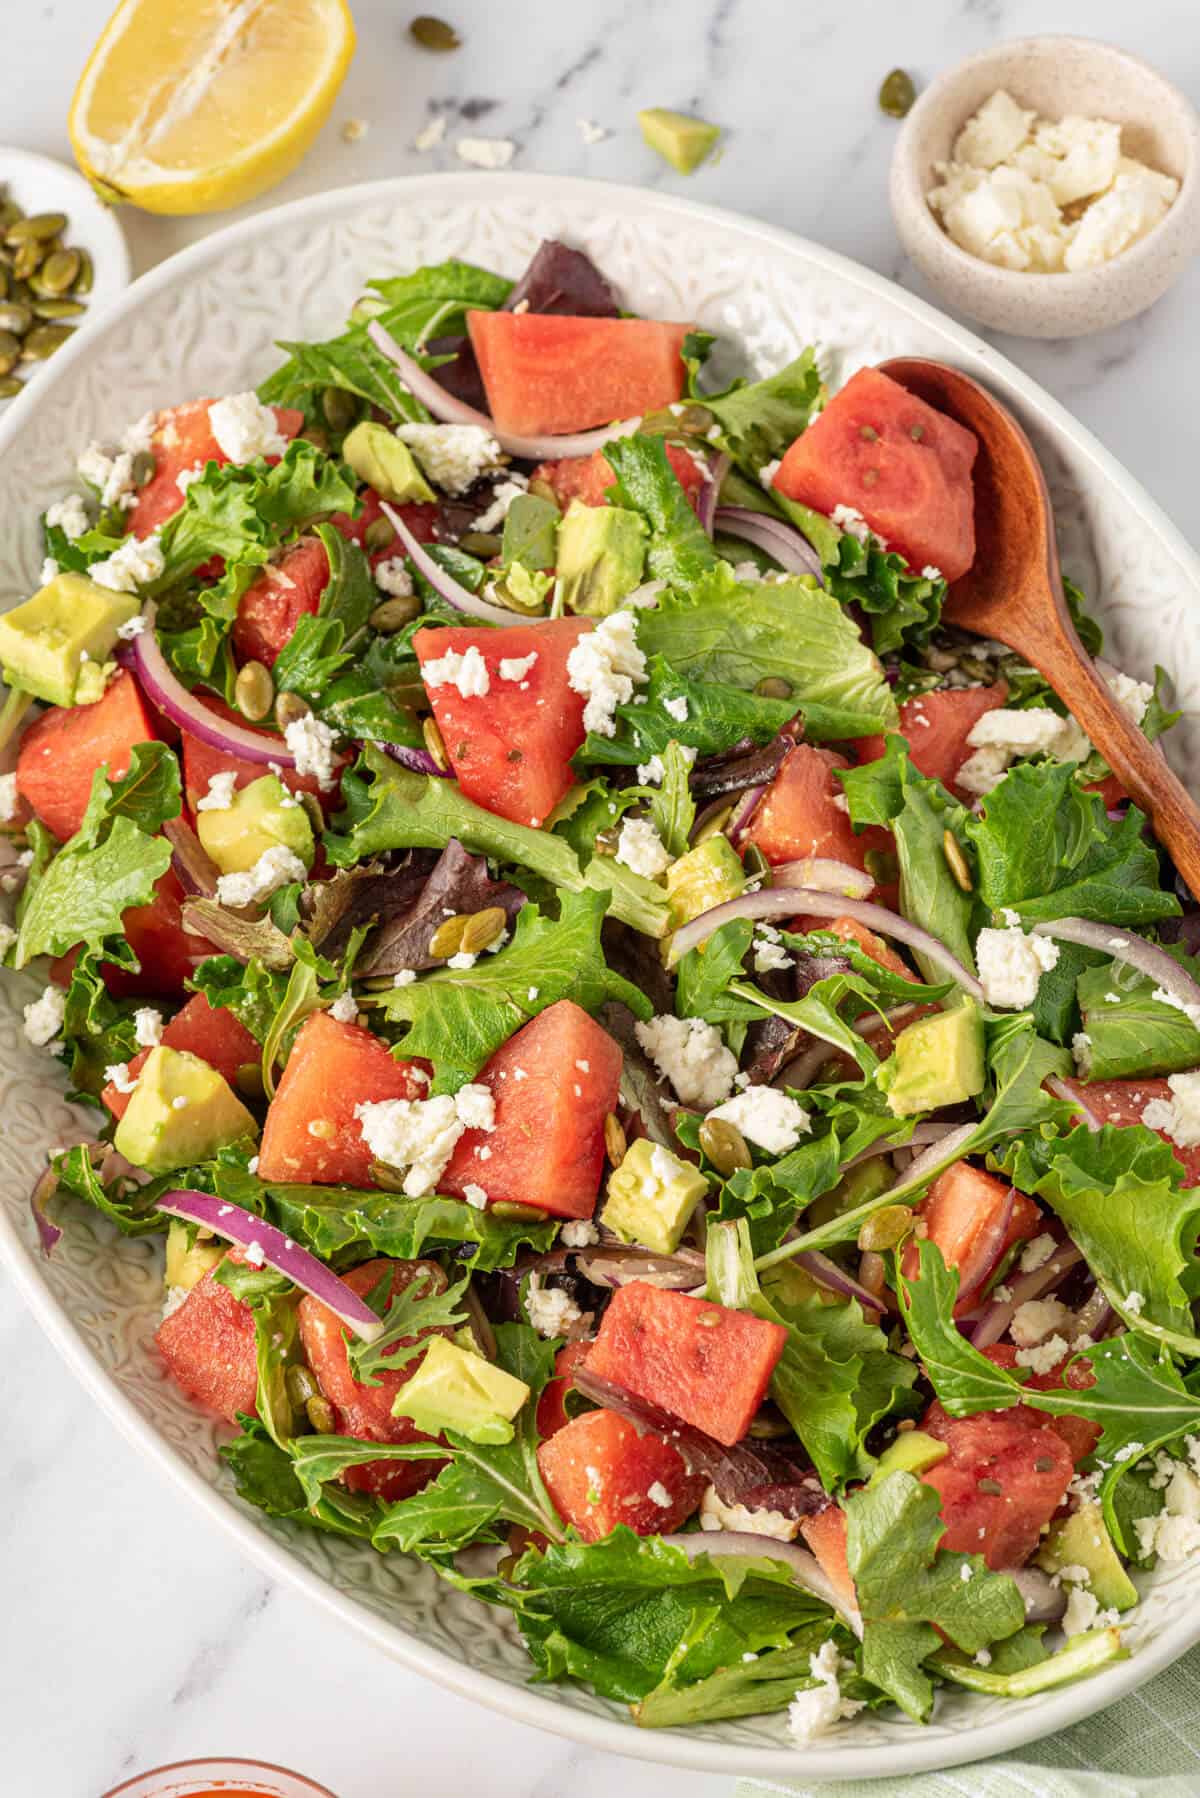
left=880, top=356, right=1200, bottom=899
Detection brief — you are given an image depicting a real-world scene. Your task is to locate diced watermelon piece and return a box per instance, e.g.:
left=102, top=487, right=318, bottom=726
left=413, top=617, right=592, bottom=827
left=128, top=399, right=304, bottom=539
left=467, top=312, right=693, bottom=437
left=531, top=442, right=708, bottom=514
left=16, top=669, right=159, bottom=842
left=231, top=535, right=330, bottom=668
left=440, top=1000, right=622, bottom=1221
left=103, top=992, right=260, bottom=1119
left=179, top=696, right=329, bottom=812
left=857, top=683, right=1009, bottom=799
left=825, top=915, right=912, bottom=978
left=774, top=366, right=979, bottom=583
left=742, top=745, right=871, bottom=871
left=920, top=1394, right=1075, bottom=1568
left=901, top=1162, right=1042, bottom=1314
left=535, top=1341, right=593, bottom=1440
left=584, top=1282, right=788, bottom=1447
left=984, top=1344, right=1101, bottom=1463
left=298, top=1257, right=449, bottom=1501
left=536, top=1407, right=704, bottom=1541
left=328, top=490, right=440, bottom=564
left=799, top=1505, right=858, bottom=1617
left=258, top=1011, right=431, bottom=1186
left=1058, top=1075, right=1200, bottom=1188
left=155, top=1248, right=258, bottom=1423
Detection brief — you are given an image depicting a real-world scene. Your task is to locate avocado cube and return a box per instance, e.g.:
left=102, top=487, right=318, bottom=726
left=556, top=499, right=647, bottom=616
left=164, top=1217, right=225, bottom=1293
left=0, top=571, right=140, bottom=708
left=602, top=1137, right=708, bottom=1254
left=1036, top=1503, right=1139, bottom=1612
left=196, top=774, right=315, bottom=876
left=877, top=997, right=985, bottom=1119
left=664, top=834, right=745, bottom=965
left=341, top=421, right=435, bottom=504
left=638, top=108, right=721, bottom=175
left=114, top=1046, right=258, bottom=1175
left=869, top=1429, right=949, bottom=1485
left=390, top=1335, right=530, bottom=1445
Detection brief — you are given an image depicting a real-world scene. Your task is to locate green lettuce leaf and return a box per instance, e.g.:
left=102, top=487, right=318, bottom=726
left=1075, top=949, right=1200, bottom=1080
left=270, top=523, right=377, bottom=703
left=602, top=436, right=720, bottom=590
left=576, top=653, right=796, bottom=766
left=701, top=347, right=823, bottom=469
left=646, top=740, right=696, bottom=859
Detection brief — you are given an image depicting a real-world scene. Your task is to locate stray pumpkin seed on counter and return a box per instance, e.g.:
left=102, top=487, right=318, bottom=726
left=0, top=190, right=92, bottom=401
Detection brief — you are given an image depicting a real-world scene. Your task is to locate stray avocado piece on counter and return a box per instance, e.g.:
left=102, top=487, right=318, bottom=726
left=638, top=108, right=721, bottom=175
left=341, top=421, right=436, bottom=504
left=665, top=834, right=745, bottom=940
left=164, top=1217, right=224, bottom=1293
left=1036, top=1503, right=1139, bottom=1614
left=602, top=1137, right=709, bottom=1254
left=877, top=997, right=985, bottom=1118
left=879, top=69, right=918, bottom=119
left=0, top=571, right=139, bottom=708
left=195, top=773, right=315, bottom=878
left=556, top=499, right=647, bottom=616
left=113, top=1047, right=258, bottom=1176
left=390, top=1334, right=530, bottom=1444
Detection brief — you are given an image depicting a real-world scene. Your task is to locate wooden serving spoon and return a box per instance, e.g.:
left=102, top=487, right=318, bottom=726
left=879, top=356, right=1200, bottom=900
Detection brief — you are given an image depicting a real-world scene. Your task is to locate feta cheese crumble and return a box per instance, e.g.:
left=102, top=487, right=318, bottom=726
left=23, top=984, right=65, bottom=1048
left=830, top=503, right=875, bottom=544
left=636, top=744, right=697, bottom=785
left=77, top=444, right=138, bottom=510
left=45, top=494, right=91, bottom=542
left=105, top=1062, right=139, bottom=1095
left=1018, top=1232, right=1057, bottom=1274
left=413, top=114, right=447, bottom=152
left=328, top=991, right=359, bottom=1024
left=566, top=610, right=647, bottom=737
left=195, top=770, right=238, bottom=812
left=283, top=713, right=339, bottom=788
left=976, top=923, right=1060, bottom=1009
left=708, top=1087, right=811, bottom=1154
left=578, top=118, right=608, bottom=145
left=526, top=1272, right=585, bottom=1338
left=208, top=392, right=289, bottom=463
left=215, top=845, right=308, bottom=907
left=699, top=1484, right=801, bottom=1541
left=615, top=816, right=671, bottom=879
left=1141, top=1070, right=1200, bottom=1148
left=88, top=532, right=165, bottom=594
left=560, top=1219, right=599, bottom=1248
left=116, top=612, right=148, bottom=639
left=498, top=651, right=538, bottom=683
left=663, top=694, right=690, bottom=723
left=395, top=422, right=506, bottom=495
left=355, top=1083, right=495, bottom=1197
left=421, top=643, right=491, bottom=699
left=1014, top=1333, right=1071, bottom=1375
left=646, top=1481, right=673, bottom=1509
left=0, top=773, right=17, bottom=823
left=374, top=557, right=414, bottom=598
left=472, top=477, right=528, bottom=534
left=134, top=1008, right=163, bottom=1047
left=787, top=1641, right=865, bottom=1746
left=635, top=1014, right=738, bottom=1109
left=753, top=924, right=792, bottom=974
left=1011, top=1297, right=1073, bottom=1348
left=462, top=1182, right=488, bottom=1210
left=393, top=968, right=417, bottom=987
left=456, top=137, right=517, bottom=170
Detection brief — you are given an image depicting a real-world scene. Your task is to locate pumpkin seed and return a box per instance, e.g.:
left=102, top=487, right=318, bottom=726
left=857, top=1204, right=914, bottom=1253
left=0, top=200, right=21, bottom=234
left=526, top=476, right=560, bottom=508
left=234, top=1060, right=265, bottom=1099
left=0, top=301, right=32, bottom=335
left=0, top=375, right=21, bottom=400
left=298, top=791, right=324, bottom=833
left=491, top=1201, right=547, bottom=1222
left=37, top=248, right=81, bottom=296
left=755, top=676, right=793, bottom=700
left=20, top=322, right=74, bottom=360
left=320, top=384, right=357, bottom=432
left=458, top=531, right=501, bottom=558
left=73, top=249, right=94, bottom=295
left=129, top=449, right=155, bottom=488
left=460, top=905, right=507, bottom=955
left=12, top=240, right=44, bottom=282
left=234, top=659, right=274, bottom=721
left=369, top=597, right=420, bottom=638
left=0, top=268, right=7, bottom=302
left=31, top=297, right=86, bottom=320
left=603, top=1112, right=627, bottom=1166
left=6, top=211, right=67, bottom=244
left=363, top=513, right=396, bottom=554
left=428, top=913, right=470, bottom=959
left=422, top=714, right=449, bottom=771
left=924, top=645, right=958, bottom=673
left=274, top=690, right=311, bottom=731
left=694, top=802, right=734, bottom=845
left=285, top=1364, right=318, bottom=1407
left=306, top=1394, right=337, bottom=1434
left=298, top=425, right=330, bottom=453
left=698, top=1115, right=752, bottom=1177
left=370, top=1159, right=411, bottom=1192
left=410, top=14, right=461, bottom=50
left=942, top=827, right=973, bottom=894
left=0, top=332, right=19, bottom=377
left=878, top=68, right=917, bottom=118
left=594, top=826, right=620, bottom=857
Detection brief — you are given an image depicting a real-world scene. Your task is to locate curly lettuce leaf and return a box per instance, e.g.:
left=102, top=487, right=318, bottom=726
left=576, top=653, right=796, bottom=766
left=1075, top=948, right=1200, bottom=1080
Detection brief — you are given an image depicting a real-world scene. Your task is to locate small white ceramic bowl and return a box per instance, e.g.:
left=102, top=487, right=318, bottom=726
left=0, top=145, right=131, bottom=404
left=890, top=35, right=1200, bottom=338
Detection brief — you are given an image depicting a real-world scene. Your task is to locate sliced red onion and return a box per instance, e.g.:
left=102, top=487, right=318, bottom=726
left=30, top=1165, right=61, bottom=1256
left=844, top=1121, right=956, bottom=1170
left=1074, top=1285, right=1116, bottom=1341
left=162, top=816, right=219, bottom=899
left=771, top=858, right=876, bottom=900
left=714, top=506, right=825, bottom=583
left=657, top=1531, right=861, bottom=1636
left=1009, top=1566, right=1066, bottom=1623
left=970, top=1243, right=1085, bottom=1350
left=122, top=608, right=296, bottom=768
left=157, top=1191, right=384, bottom=1342
left=897, top=1122, right=978, bottom=1193
left=380, top=502, right=540, bottom=627
left=695, top=451, right=730, bottom=538
left=727, top=783, right=767, bottom=847
left=1032, top=917, right=1200, bottom=1020
left=956, top=1186, right=1014, bottom=1308
left=379, top=740, right=450, bottom=778
left=368, top=321, right=641, bottom=461
left=671, top=889, right=984, bottom=998
left=1046, top=1074, right=1101, bottom=1132
left=795, top=1250, right=885, bottom=1312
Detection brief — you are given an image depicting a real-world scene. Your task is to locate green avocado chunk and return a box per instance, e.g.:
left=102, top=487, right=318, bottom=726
left=870, top=1428, right=949, bottom=1485
left=390, top=1335, right=530, bottom=1445
left=877, top=997, right=985, bottom=1118
left=0, top=571, right=140, bottom=708
left=666, top=834, right=745, bottom=942
left=1036, top=1502, right=1139, bottom=1612
left=556, top=499, right=647, bottom=616
left=114, top=1046, right=258, bottom=1175
left=638, top=107, right=721, bottom=175
left=341, top=421, right=436, bottom=504
left=195, top=773, right=315, bottom=876
left=602, top=1137, right=709, bottom=1254
left=164, top=1217, right=224, bottom=1292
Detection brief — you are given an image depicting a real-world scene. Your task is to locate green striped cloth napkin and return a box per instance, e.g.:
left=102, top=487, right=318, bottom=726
left=736, top=1640, right=1200, bottom=1796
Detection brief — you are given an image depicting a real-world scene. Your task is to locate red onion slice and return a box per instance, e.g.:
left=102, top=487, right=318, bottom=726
left=368, top=321, right=642, bottom=461
left=1032, top=917, right=1200, bottom=1020
left=795, top=1249, right=885, bottom=1312
left=1009, top=1566, right=1067, bottom=1623
left=896, top=1121, right=978, bottom=1192
left=695, top=451, right=730, bottom=538
left=671, top=888, right=984, bottom=998
left=771, top=857, right=876, bottom=900
left=726, top=783, right=767, bottom=847
left=379, top=740, right=450, bottom=778
left=380, top=502, right=543, bottom=627
left=123, top=607, right=297, bottom=769
left=1046, top=1074, right=1101, bottom=1132
left=970, top=1242, right=1085, bottom=1350
left=657, top=1531, right=862, bottom=1636
left=714, top=506, right=825, bottom=583
left=157, top=1190, right=384, bottom=1342
left=30, top=1165, right=62, bottom=1256
left=955, top=1185, right=1014, bottom=1307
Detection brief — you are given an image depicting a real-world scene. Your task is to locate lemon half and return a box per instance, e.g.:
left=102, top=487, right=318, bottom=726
left=69, top=0, right=356, bottom=215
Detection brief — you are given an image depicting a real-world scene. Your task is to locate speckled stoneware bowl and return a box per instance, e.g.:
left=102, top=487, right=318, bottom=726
left=891, top=35, right=1200, bottom=337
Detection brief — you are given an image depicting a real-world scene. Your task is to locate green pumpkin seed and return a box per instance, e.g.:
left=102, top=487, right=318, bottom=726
left=370, top=1159, right=410, bottom=1192
left=458, top=531, right=501, bottom=558
left=285, top=1364, right=318, bottom=1407
left=0, top=332, right=19, bottom=377
left=694, top=801, right=733, bottom=844
left=422, top=714, right=449, bottom=771
left=369, top=594, right=420, bottom=632
left=129, top=449, right=156, bottom=487
left=12, top=240, right=44, bottom=282
left=20, top=322, right=74, bottom=360
left=603, top=1112, right=627, bottom=1166
left=755, top=675, right=793, bottom=700
left=234, top=659, right=274, bottom=721
left=31, top=298, right=86, bottom=321
left=298, top=791, right=324, bottom=834
left=37, top=248, right=81, bottom=296
left=942, top=828, right=973, bottom=894
left=73, top=249, right=94, bottom=295
left=321, top=384, right=356, bottom=432
left=6, top=280, right=33, bottom=307
left=274, top=690, right=311, bottom=731
left=526, top=476, right=560, bottom=509
left=742, top=843, right=773, bottom=884
left=410, top=14, right=461, bottom=50
left=0, top=375, right=21, bottom=400
left=0, top=301, right=31, bottom=335
left=460, top=905, right=507, bottom=955
left=0, top=200, right=21, bottom=234
left=306, top=1394, right=337, bottom=1434
left=857, top=1204, right=914, bottom=1253
left=878, top=68, right=917, bottom=119
left=6, top=212, right=67, bottom=244
left=491, top=1201, right=547, bottom=1222
left=298, top=426, right=329, bottom=453
left=698, top=1115, right=752, bottom=1177
left=234, top=1060, right=265, bottom=1099
left=363, top=513, right=396, bottom=554
left=0, top=268, right=7, bottom=303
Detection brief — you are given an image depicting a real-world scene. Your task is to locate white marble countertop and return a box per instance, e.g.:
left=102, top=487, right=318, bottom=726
left=5, top=2, right=1200, bottom=1794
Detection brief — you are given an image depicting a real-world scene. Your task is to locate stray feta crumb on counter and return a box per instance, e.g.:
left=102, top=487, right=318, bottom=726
left=456, top=137, right=517, bottom=170
left=615, top=816, right=671, bottom=879
left=578, top=118, right=608, bottom=144
left=283, top=713, right=339, bottom=787
left=498, top=651, right=538, bottom=683
left=374, top=557, right=413, bottom=598
left=328, top=991, right=359, bottom=1024
left=215, top=845, right=309, bottom=907
left=708, top=1087, right=811, bottom=1154
left=342, top=117, right=369, bottom=143
left=566, top=609, right=647, bottom=736
left=526, top=1272, right=585, bottom=1337
left=196, top=769, right=238, bottom=812
left=23, top=984, right=65, bottom=1048
left=395, top=421, right=505, bottom=495
left=0, top=773, right=17, bottom=823
left=1018, top=1231, right=1057, bottom=1274
left=787, top=1641, right=865, bottom=1745
left=355, top=1083, right=495, bottom=1196
left=560, top=1218, right=599, bottom=1248
left=88, top=532, right=165, bottom=594
left=635, top=1013, right=738, bottom=1109
left=45, top=494, right=91, bottom=542
left=1141, top=1070, right=1200, bottom=1148
left=976, top=922, right=1059, bottom=1009
left=1011, top=1296, right=1073, bottom=1347
left=208, top=392, right=288, bottom=463
left=105, top=1062, right=139, bottom=1094
left=422, top=643, right=491, bottom=699
left=700, top=1483, right=802, bottom=1540
left=134, top=1007, right=163, bottom=1047
left=77, top=443, right=138, bottom=510
left=414, top=114, right=447, bottom=152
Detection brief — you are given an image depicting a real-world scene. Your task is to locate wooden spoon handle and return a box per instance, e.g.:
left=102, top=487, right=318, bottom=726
left=1021, top=599, right=1200, bottom=897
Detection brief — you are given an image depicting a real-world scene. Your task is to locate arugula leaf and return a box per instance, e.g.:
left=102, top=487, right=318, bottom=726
left=602, top=436, right=719, bottom=590
left=675, top=920, right=754, bottom=1021
left=576, top=653, right=796, bottom=766
left=1075, top=949, right=1200, bottom=1080
left=16, top=813, right=171, bottom=966
left=77, top=741, right=182, bottom=841
left=376, top=890, right=650, bottom=1092
left=187, top=955, right=289, bottom=1044
left=213, top=1265, right=301, bottom=1450
left=347, top=1268, right=469, bottom=1385
left=50, top=1141, right=179, bottom=1237
left=701, top=348, right=823, bottom=470
left=220, top=1419, right=383, bottom=1540
left=501, top=494, right=559, bottom=571
left=646, top=740, right=695, bottom=859
left=637, top=563, right=896, bottom=740
left=725, top=971, right=889, bottom=1075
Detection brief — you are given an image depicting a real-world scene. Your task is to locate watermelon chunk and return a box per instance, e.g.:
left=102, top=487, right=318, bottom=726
left=920, top=1394, right=1074, bottom=1568
left=257, top=1011, right=432, bottom=1186
left=857, top=683, right=1008, bottom=798
left=799, top=1505, right=858, bottom=1617
left=440, top=1000, right=623, bottom=1221
left=413, top=617, right=592, bottom=827
left=1058, top=1075, right=1200, bottom=1187
left=16, top=668, right=158, bottom=842
left=180, top=697, right=329, bottom=812
left=584, top=1282, right=788, bottom=1446
left=467, top=312, right=693, bottom=437
left=536, top=1407, right=704, bottom=1541
left=742, top=745, right=871, bottom=870
left=825, top=915, right=912, bottom=978
left=328, top=490, right=440, bottom=564
left=298, top=1257, right=449, bottom=1500
left=774, top=366, right=979, bottom=583
left=103, top=992, right=259, bottom=1119
left=155, top=1248, right=258, bottom=1423
left=531, top=442, right=708, bottom=514
left=129, top=399, right=304, bottom=539
left=231, top=535, right=330, bottom=668
left=901, top=1162, right=1042, bottom=1315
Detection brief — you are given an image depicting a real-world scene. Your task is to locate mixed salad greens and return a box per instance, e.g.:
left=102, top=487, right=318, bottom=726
left=8, top=235, right=1200, bottom=1746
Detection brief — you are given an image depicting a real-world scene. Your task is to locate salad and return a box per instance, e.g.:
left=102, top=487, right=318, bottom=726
left=7, top=235, right=1200, bottom=1745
